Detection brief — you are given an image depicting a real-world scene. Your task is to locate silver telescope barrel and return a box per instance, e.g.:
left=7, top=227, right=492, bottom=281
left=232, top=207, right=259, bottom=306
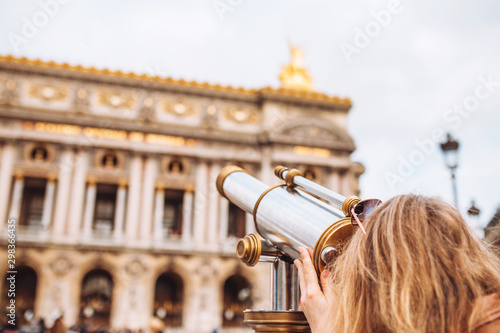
left=217, top=165, right=361, bottom=274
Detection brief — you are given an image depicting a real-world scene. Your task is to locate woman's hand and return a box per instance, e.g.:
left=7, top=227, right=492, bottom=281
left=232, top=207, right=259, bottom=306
left=294, top=247, right=337, bottom=333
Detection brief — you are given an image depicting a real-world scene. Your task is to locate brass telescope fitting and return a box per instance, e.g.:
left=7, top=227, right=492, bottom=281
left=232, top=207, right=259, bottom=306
left=216, top=165, right=247, bottom=199
left=285, top=169, right=302, bottom=187
left=342, top=195, right=361, bottom=217
left=274, top=165, right=303, bottom=187
left=237, top=233, right=282, bottom=267
left=244, top=311, right=310, bottom=332
left=311, top=195, right=360, bottom=275
left=274, top=165, right=288, bottom=179
left=236, top=233, right=262, bottom=267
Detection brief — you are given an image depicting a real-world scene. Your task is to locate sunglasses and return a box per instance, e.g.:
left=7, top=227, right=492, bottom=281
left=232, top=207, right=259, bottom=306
left=351, top=199, right=383, bottom=235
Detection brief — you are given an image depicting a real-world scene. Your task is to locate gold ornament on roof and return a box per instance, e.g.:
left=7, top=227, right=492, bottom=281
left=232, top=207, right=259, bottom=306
left=279, top=44, right=313, bottom=91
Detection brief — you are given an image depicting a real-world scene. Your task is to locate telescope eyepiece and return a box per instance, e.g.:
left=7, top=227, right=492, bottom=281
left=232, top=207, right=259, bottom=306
left=236, top=234, right=262, bottom=267
left=321, top=246, right=338, bottom=265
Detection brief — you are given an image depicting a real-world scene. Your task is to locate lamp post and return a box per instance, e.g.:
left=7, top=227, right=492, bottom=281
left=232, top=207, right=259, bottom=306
left=440, top=133, right=460, bottom=207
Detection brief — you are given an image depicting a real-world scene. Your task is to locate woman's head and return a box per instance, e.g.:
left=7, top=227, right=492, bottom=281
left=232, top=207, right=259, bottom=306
left=330, top=194, right=500, bottom=333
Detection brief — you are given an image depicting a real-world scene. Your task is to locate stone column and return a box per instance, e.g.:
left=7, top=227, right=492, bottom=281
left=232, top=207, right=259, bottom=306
left=126, top=154, right=143, bottom=241
left=52, top=149, right=74, bottom=237
left=193, top=161, right=208, bottom=243
left=328, top=169, right=342, bottom=193
left=260, top=146, right=273, bottom=185
left=140, top=156, right=157, bottom=240
left=113, top=183, right=127, bottom=239
left=8, top=175, right=24, bottom=221
left=41, top=177, right=56, bottom=230
left=0, top=143, right=15, bottom=230
left=181, top=189, right=193, bottom=241
left=153, top=186, right=165, bottom=241
left=206, top=164, right=220, bottom=243
left=218, top=198, right=229, bottom=240
left=82, top=181, right=97, bottom=237
left=68, top=150, right=88, bottom=237
left=341, top=170, right=352, bottom=196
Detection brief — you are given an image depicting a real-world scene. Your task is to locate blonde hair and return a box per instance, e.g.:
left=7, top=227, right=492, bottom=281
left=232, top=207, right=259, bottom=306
left=330, top=195, right=500, bottom=333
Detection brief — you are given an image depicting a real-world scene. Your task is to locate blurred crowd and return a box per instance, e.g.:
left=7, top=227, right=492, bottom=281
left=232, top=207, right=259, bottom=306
left=1, top=316, right=153, bottom=333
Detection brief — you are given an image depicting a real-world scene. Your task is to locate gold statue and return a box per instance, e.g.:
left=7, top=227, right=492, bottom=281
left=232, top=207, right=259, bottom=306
left=279, top=44, right=313, bottom=91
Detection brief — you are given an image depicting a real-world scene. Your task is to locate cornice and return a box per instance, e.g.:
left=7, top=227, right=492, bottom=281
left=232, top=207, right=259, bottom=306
left=0, top=55, right=352, bottom=109
left=258, top=87, right=352, bottom=110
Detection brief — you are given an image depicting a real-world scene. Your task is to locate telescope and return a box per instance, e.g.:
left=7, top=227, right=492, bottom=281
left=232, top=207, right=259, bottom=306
left=216, top=165, right=381, bottom=332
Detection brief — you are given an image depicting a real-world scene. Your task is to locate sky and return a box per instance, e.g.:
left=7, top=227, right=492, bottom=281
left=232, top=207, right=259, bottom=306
left=1, top=0, right=499, bottom=230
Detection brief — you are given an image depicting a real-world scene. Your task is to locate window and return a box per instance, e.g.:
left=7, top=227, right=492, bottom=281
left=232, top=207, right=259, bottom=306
left=153, top=272, right=183, bottom=327
left=222, top=275, right=252, bottom=327
left=93, top=184, right=117, bottom=234
left=1, top=266, right=37, bottom=326
left=228, top=203, right=246, bottom=238
left=163, top=190, right=183, bottom=237
left=79, top=269, right=113, bottom=327
left=19, top=178, right=46, bottom=228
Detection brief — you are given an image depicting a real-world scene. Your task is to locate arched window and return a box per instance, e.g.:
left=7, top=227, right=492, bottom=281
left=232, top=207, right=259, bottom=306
left=153, top=272, right=183, bottom=327
left=222, top=274, right=252, bottom=327
left=79, top=269, right=113, bottom=327
left=1, top=266, right=37, bottom=325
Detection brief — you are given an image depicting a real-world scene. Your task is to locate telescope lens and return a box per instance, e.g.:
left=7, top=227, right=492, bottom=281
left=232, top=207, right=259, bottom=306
left=351, top=199, right=383, bottom=234
left=237, top=240, right=245, bottom=256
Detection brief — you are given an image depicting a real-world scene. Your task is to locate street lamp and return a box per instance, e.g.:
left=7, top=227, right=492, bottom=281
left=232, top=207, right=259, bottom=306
left=467, top=200, right=482, bottom=238
left=440, top=133, right=460, bottom=207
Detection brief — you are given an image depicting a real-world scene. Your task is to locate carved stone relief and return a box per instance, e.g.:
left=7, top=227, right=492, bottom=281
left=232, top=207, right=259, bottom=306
left=29, top=83, right=68, bottom=102
left=98, top=91, right=137, bottom=109
left=50, top=253, right=74, bottom=276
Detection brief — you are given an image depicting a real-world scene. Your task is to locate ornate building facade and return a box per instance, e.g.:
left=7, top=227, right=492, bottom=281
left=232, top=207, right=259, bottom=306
left=0, top=54, right=362, bottom=332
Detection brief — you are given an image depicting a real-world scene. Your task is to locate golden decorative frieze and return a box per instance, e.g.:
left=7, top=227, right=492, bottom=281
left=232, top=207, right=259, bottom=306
left=29, top=83, right=68, bottom=101
left=162, top=101, right=197, bottom=117
left=30, top=121, right=81, bottom=136
left=222, top=106, right=259, bottom=124
left=83, top=127, right=127, bottom=141
left=129, top=131, right=145, bottom=142
left=98, top=91, right=136, bottom=109
left=22, top=121, right=198, bottom=147
left=145, top=133, right=197, bottom=147
left=293, top=146, right=331, bottom=158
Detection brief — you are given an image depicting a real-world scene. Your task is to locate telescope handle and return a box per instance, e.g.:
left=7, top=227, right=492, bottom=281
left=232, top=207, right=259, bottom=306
left=274, top=166, right=346, bottom=207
